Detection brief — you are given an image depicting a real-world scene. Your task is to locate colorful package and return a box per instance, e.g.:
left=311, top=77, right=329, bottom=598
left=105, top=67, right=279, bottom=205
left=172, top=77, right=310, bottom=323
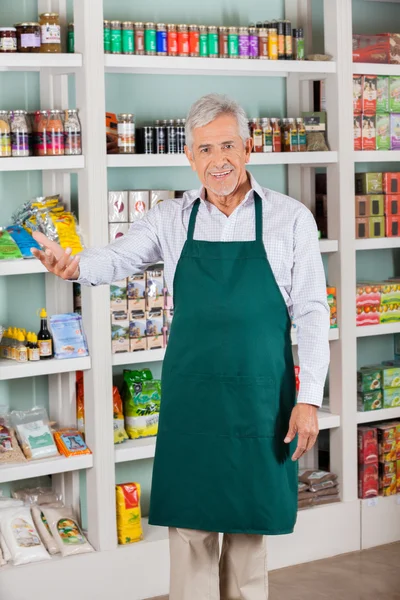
left=369, top=216, right=385, bottom=238
left=358, top=463, right=378, bottom=498
left=31, top=505, right=59, bottom=555
left=382, top=367, right=400, bottom=389
left=353, top=75, right=362, bottom=114
left=11, top=407, right=58, bottom=460
left=355, top=173, right=383, bottom=195
left=0, top=229, right=23, bottom=261
left=362, top=75, right=377, bottom=115
left=42, top=505, right=94, bottom=558
left=390, top=76, right=400, bottom=112
left=108, top=191, right=128, bottom=223
left=54, top=428, right=91, bottom=457
left=50, top=313, right=89, bottom=359
left=390, top=113, right=400, bottom=150
left=386, top=214, right=400, bottom=238
left=358, top=427, right=378, bottom=465
left=128, top=191, right=149, bottom=222
left=123, top=369, right=161, bottom=439
left=376, top=113, right=390, bottom=151
left=383, top=173, right=400, bottom=194
left=354, top=115, right=362, bottom=150
left=377, top=76, right=389, bottom=113
left=127, top=274, right=145, bottom=300
left=357, top=390, right=383, bottom=412
left=76, top=371, right=85, bottom=433
left=362, top=114, right=376, bottom=150
left=6, top=226, right=41, bottom=259
left=116, top=483, right=143, bottom=545
left=357, top=367, right=382, bottom=392
left=113, top=387, right=128, bottom=444
left=0, top=506, right=50, bottom=566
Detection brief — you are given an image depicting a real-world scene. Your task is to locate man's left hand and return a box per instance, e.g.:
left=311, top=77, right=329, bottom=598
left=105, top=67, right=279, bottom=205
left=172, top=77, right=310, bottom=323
left=284, top=404, right=319, bottom=461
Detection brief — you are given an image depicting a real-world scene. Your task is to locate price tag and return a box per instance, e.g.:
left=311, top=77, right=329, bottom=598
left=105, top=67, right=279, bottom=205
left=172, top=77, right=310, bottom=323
left=367, top=497, right=378, bottom=507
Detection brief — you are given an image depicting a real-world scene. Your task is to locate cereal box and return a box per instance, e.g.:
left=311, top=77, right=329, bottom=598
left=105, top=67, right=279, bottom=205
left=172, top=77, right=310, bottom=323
left=376, top=113, right=391, bottom=150
left=354, top=115, right=362, bottom=151
left=383, top=172, right=400, bottom=194
left=390, top=76, right=400, bottom=112
left=357, top=390, right=383, bottom=412
left=355, top=196, right=370, bottom=218
left=355, top=172, right=383, bottom=195
left=358, top=427, right=378, bottom=465
left=385, top=194, right=400, bottom=216
left=357, top=366, right=382, bottom=392
left=383, top=387, right=400, bottom=407
left=362, top=114, right=376, bottom=150
left=353, top=75, right=362, bottom=114
left=377, top=75, right=389, bottom=113
left=362, top=75, right=377, bottom=115
left=390, top=113, right=400, bottom=150
left=358, top=463, right=378, bottom=499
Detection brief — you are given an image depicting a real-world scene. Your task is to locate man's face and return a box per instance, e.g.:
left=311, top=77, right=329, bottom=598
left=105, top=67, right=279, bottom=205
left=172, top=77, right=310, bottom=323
left=185, top=113, right=252, bottom=197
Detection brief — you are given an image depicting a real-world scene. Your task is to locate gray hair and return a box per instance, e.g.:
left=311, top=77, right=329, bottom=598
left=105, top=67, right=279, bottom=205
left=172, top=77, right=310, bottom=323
left=185, top=94, right=250, bottom=149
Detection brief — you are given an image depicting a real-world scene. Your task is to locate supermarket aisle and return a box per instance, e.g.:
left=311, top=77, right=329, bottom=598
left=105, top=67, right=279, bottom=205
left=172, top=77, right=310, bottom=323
left=149, top=542, right=400, bottom=600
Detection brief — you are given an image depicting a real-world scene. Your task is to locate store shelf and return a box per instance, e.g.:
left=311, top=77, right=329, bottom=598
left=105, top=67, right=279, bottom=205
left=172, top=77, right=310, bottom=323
left=0, top=53, right=82, bottom=72
left=361, top=494, right=400, bottom=549
left=107, top=151, right=338, bottom=168
left=0, top=156, right=85, bottom=172
left=115, top=437, right=157, bottom=463
left=0, top=356, right=91, bottom=381
left=355, top=238, right=400, bottom=251
left=0, top=454, right=93, bottom=484
left=112, top=349, right=165, bottom=366
left=354, top=150, right=400, bottom=163
left=318, top=409, right=341, bottom=430
left=0, top=260, right=47, bottom=277
left=140, top=518, right=169, bottom=545
left=319, top=239, right=339, bottom=253
left=357, top=407, right=400, bottom=424
left=105, top=54, right=336, bottom=77
left=356, top=323, right=400, bottom=338
left=353, top=62, right=400, bottom=76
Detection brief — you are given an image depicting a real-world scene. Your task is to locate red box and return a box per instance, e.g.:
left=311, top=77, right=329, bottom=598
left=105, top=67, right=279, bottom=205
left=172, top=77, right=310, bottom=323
left=355, top=196, right=370, bottom=218
left=353, top=34, right=400, bottom=64
left=354, top=115, right=362, bottom=151
left=356, top=217, right=369, bottom=239
left=385, top=194, right=400, bottom=216
left=386, top=215, right=400, bottom=237
left=383, top=173, right=400, bottom=194
left=358, top=427, right=378, bottom=465
left=358, top=463, right=379, bottom=499
left=362, top=76, right=377, bottom=115
left=362, top=114, right=376, bottom=150
left=353, top=75, right=362, bottom=114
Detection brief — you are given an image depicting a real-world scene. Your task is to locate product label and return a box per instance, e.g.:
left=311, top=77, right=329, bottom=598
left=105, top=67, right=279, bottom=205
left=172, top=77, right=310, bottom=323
left=118, top=122, right=135, bottom=149
left=12, top=518, right=41, bottom=548
left=64, top=131, right=82, bottom=155
left=104, top=28, right=111, bottom=51
left=46, top=131, right=64, bottom=155
left=145, top=29, right=156, bottom=52
left=38, top=340, right=52, bottom=356
left=111, top=30, right=122, bottom=52
left=249, top=36, right=258, bottom=57
left=11, top=131, right=29, bottom=156
left=0, top=37, right=17, bottom=51
left=28, top=347, right=40, bottom=361
left=0, top=132, right=11, bottom=157
left=41, top=24, right=61, bottom=44
left=122, top=30, right=135, bottom=54
left=199, top=34, right=208, bottom=56
left=21, top=32, right=41, bottom=48
left=57, top=518, right=86, bottom=545
left=239, top=35, right=249, bottom=56
left=208, top=33, right=219, bottom=55
left=156, top=30, right=167, bottom=54
left=228, top=35, right=239, bottom=56
left=41, top=512, right=51, bottom=534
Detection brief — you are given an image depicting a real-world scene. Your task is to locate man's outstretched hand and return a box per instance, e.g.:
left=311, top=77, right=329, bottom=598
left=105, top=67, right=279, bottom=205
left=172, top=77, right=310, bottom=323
left=31, top=231, right=80, bottom=280
left=284, top=403, right=319, bottom=461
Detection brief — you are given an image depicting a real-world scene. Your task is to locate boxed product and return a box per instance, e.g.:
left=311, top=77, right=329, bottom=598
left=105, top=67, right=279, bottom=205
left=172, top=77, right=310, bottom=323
left=357, top=366, right=382, bottom=392
left=127, top=273, right=146, bottom=299
left=380, top=304, right=400, bottom=324
left=376, top=113, right=391, bottom=151
left=354, top=115, right=362, bottom=150
left=384, top=387, right=400, bottom=408
left=362, top=76, right=377, bottom=115
left=327, top=286, right=337, bottom=328
left=150, top=190, right=175, bottom=209
left=391, top=113, right=400, bottom=150
left=382, top=366, right=400, bottom=389
left=362, top=114, right=376, bottom=150
left=146, top=309, right=164, bottom=337
left=356, top=284, right=382, bottom=309
left=110, top=279, right=128, bottom=311
left=147, top=335, right=164, bottom=350
left=378, top=424, right=397, bottom=462
left=146, top=269, right=164, bottom=310
left=353, top=75, right=362, bottom=114
left=358, top=463, right=379, bottom=498
left=369, top=216, right=385, bottom=238
left=116, top=483, right=143, bottom=545
left=353, top=34, right=400, bottom=64
left=357, top=389, right=383, bottom=412
left=355, top=196, right=369, bottom=218
left=379, top=470, right=397, bottom=496
left=111, top=321, right=129, bottom=354
left=129, top=312, right=146, bottom=339
left=383, top=172, right=400, bottom=194
left=358, top=427, right=378, bottom=465
left=128, top=191, right=149, bottom=223
left=390, top=76, right=400, bottom=112
left=108, top=191, right=128, bottom=223
left=369, top=195, right=384, bottom=216
left=356, top=217, right=369, bottom=239
left=381, top=281, right=400, bottom=305
left=109, top=223, right=129, bottom=242
left=130, top=337, right=146, bottom=352
left=355, top=173, right=383, bottom=195
left=128, top=298, right=146, bottom=314
left=377, top=76, right=390, bottom=113
left=385, top=194, right=400, bottom=216
left=397, top=460, right=400, bottom=492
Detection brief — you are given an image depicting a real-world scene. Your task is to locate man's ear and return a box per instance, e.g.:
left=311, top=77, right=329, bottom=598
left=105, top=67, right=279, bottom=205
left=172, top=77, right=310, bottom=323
left=245, top=137, right=253, bottom=164
left=184, top=145, right=197, bottom=172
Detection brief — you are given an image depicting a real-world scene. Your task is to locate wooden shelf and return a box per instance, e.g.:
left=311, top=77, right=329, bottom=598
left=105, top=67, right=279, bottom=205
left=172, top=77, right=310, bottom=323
left=0, top=454, right=93, bottom=484
left=0, top=357, right=91, bottom=381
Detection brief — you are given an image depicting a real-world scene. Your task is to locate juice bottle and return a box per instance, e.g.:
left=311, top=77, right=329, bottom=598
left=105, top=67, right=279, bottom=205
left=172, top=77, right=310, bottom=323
left=38, top=309, right=53, bottom=360
left=261, top=118, right=273, bottom=153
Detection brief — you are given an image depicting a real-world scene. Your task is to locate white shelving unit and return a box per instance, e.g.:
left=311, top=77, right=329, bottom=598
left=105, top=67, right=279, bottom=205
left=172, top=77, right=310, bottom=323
left=0, top=156, right=85, bottom=172
left=0, top=454, right=93, bottom=484
left=0, top=53, right=82, bottom=71
left=0, top=357, right=91, bottom=380
left=357, top=407, right=400, bottom=424
left=355, top=238, right=400, bottom=250
left=356, top=323, right=400, bottom=337
left=0, top=260, right=48, bottom=276
left=354, top=150, right=400, bottom=162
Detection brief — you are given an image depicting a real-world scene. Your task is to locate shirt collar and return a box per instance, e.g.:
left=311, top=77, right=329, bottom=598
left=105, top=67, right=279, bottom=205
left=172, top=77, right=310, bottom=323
left=180, top=172, right=267, bottom=211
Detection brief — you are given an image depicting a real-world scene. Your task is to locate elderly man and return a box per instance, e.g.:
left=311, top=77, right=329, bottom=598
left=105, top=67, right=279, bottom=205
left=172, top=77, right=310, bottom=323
left=33, top=94, right=330, bottom=600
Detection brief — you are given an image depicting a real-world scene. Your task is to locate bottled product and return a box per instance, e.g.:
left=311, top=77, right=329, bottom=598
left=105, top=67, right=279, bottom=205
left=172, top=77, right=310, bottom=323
left=145, top=22, right=156, bottom=55
left=271, top=118, right=282, bottom=152
left=177, top=24, right=189, bottom=57
left=261, top=118, right=272, bottom=152
left=122, top=22, right=134, bottom=55
left=67, top=23, right=74, bottom=53
left=111, top=21, right=122, bottom=54
left=64, top=109, right=82, bottom=156
left=10, top=110, right=30, bottom=158
left=38, top=309, right=53, bottom=360
left=117, top=113, right=135, bottom=154
left=166, top=119, right=177, bottom=154
left=15, top=23, right=41, bottom=53
left=176, top=119, right=186, bottom=153
left=34, top=110, right=49, bottom=156
left=0, top=111, right=11, bottom=157
left=189, top=25, right=199, bottom=57
left=268, top=27, right=278, bottom=60
left=39, top=13, right=61, bottom=53
left=156, top=23, right=167, bottom=56
left=16, top=332, right=28, bottom=363
left=167, top=24, right=178, bottom=56
left=250, top=118, right=263, bottom=152
left=228, top=27, right=239, bottom=58
left=134, top=22, right=145, bottom=55
left=47, top=110, right=64, bottom=156
left=258, top=28, right=268, bottom=59
left=218, top=26, right=228, bottom=58
left=285, top=21, right=293, bottom=60
left=208, top=26, right=219, bottom=58
left=103, top=20, right=111, bottom=53
left=154, top=123, right=166, bottom=154
left=238, top=27, right=249, bottom=59
left=277, top=21, right=285, bottom=60
left=249, top=27, right=259, bottom=59
left=293, top=28, right=305, bottom=60
left=27, top=333, right=40, bottom=361
left=0, top=27, right=17, bottom=53
left=297, top=118, right=306, bottom=151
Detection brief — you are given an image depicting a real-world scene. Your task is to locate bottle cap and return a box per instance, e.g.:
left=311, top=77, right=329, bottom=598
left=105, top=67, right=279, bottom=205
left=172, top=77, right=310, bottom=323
left=39, top=308, right=47, bottom=318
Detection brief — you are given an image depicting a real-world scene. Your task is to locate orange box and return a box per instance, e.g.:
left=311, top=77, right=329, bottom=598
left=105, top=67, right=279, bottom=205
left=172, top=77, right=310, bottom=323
left=386, top=216, right=400, bottom=237
left=383, top=172, right=400, bottom=194
left=355, top=196, right=370, bottom=217
left=385, top=194, right=400, bottom=216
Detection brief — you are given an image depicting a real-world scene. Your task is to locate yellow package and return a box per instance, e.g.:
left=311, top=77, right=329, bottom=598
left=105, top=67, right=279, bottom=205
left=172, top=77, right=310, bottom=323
left=116, top=483, right=143, bottom=545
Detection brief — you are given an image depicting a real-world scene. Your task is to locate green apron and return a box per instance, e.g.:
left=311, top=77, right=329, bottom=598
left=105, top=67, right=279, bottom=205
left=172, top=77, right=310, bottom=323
left=149, top=193, right=298, bottom=535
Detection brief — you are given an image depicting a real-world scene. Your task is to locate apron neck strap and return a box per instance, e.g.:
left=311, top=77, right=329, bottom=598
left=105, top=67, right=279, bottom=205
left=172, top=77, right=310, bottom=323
left=187, top=198, right=201, bottom=242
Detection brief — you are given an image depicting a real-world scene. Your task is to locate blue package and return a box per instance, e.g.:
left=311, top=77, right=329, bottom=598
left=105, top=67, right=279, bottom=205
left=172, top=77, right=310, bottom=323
left=6, top=226, right=41, bottom=258
left=50, top=313, right=89, bottom=359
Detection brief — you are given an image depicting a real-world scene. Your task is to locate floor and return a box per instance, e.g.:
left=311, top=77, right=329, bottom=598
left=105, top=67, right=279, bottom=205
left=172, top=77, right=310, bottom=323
left=149, top=543, right=400, bottom=599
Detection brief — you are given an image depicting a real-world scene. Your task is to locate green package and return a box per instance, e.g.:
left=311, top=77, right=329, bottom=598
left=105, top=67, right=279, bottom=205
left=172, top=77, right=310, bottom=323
left=377, top=76, right=389, bottom=113
left=122, top=369, right=161, bottom=439
left=382, top=367, right=400, bottom=389
left=390, top=76, right=400, bottom=113
left=0, top=229, right=23, bottom=260
left=355, top=172, right=383, bottom=194
left=357, top=390, right=383, bottom=412
left=383, top=387, right=400, bottom=408
left=376, top=113, right=391, bottom=150
left=357, top=367, right=382, bottom=393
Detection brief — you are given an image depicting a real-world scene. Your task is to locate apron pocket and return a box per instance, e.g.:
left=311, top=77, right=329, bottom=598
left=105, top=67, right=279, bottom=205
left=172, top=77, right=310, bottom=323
left=161, top=373, right=277, bottom=438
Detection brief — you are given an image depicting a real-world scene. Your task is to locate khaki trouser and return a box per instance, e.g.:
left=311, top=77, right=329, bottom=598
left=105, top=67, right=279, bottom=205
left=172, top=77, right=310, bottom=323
left=169, top=528, right=268, bottom=600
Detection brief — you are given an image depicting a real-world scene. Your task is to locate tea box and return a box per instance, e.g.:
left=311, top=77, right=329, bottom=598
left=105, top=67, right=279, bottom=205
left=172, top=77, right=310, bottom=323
left=390, top=76, right=400, bottom=113
left=358, top=463, right=379, bottom=499
left=357, top=367, right=382, bottom=392
left=376, top=113, right=390, bottom=150
left=358, top=427, right=378, bottom=464
left=382, top=367, right=400, bottom=389
left=357, top=390, right=383, bottom=412
left=362, top=114, right=376, bottom=150
left=383, top=172, right=400, bottom=194
left=355, top=172, right=383, bottom=194
left=390, top=113, right=400, bottom=150
left=377, top=75, right=389, bottom=113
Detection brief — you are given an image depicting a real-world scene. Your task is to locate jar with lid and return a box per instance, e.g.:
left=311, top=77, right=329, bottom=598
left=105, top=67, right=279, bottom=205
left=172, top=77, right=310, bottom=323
left=122, top=22, right=134, bottom=55
left=104, top=20, right=111, bottom=53
left=111, top=21, right=122, bottom=54
left=228, top=27, right=239, bottom=58
left=156, top=23, right=167, bottom=56
left=189, top=25, right=199, bottom=57
left=177, top=24, right=189, bottom=57
left=238, top=27, right=249, bottom=59
left=26, top=111, right=35, bottom=154
left=0, top=111, right=11, bottom=157
left=0, top=28, right=17, bottom=53
left=218, top=27, right=228, bottom=58
left=39, top=13, right=61, bottom=53
left=248, top=27, right=258, bottom=59
left=10, top=110, right=30, bottom=157
left=135, top=22, right=145, bottom=55
left=47, top=110, right=64, bottom=156
left=199, top=26, right=208, bottom=57
left=67, top=23, right=74, bottom=53
left=145, top=22, right=156, bottom=55
left=15, top=23, right=40, bottom=53
left=64, top=109, right=82, bottom=156
left=117, top=114, right=135, bottom=154
left=34, top=110, right=49, bottom=156
left=258, top=28, right=268, bottom=59
left=208, top=26, right=219, bottom=58
left=167, top=24, right=178, bottom=56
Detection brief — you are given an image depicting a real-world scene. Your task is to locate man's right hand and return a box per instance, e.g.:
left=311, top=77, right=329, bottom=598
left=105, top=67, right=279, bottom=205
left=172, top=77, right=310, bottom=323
left=31, top=232, right=81, bottom=281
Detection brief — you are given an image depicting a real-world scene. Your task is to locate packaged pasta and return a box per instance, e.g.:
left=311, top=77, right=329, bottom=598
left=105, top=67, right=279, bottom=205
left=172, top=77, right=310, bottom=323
left=53, top=427, right=91, bottom=457
left=0, top=506, right=50, bottom=566
left=31, top=505, right=59, bottom=555
left=116, top=483, right=143, bottom=545
left=113, top=387, right=128, bottom=444
left=42, top=505, right=94, bottom=557
left=11, top=407, right=59, bottom=460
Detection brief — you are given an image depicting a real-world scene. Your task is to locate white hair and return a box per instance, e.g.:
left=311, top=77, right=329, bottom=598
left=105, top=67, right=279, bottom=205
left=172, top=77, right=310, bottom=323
left=185, top=94, right=250, bottom=149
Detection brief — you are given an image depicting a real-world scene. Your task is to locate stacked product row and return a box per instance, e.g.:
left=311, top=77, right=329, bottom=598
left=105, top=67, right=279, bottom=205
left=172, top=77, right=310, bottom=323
left=355, top=172, right=400, bottom=239
left=358, top=354, right=400, bottom=412
left=0, top=13, right=62, bottom=54
left=298, top=470, right=340, bottom=509
left=356, top=282, right=400, bottom=326
left=358, top=422, right=400, bottom=499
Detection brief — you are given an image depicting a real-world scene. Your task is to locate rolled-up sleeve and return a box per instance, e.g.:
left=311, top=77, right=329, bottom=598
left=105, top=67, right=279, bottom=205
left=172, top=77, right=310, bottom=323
left=290, top=209, right=330, bottom=408
left=77, top=206, right=163, bottom=286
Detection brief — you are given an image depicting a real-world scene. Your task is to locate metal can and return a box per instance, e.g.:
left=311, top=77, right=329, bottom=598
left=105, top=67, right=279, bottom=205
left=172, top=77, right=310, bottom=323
left=145, top=22, right=156, bottom=55
left=110, top=21, right=122, bottom=55
left=208, top=26, right=219, bottom=58
left=238, top=27, right=249, bottom=59
left=103, top=20, right=111, bottom=53
left=143, top=126, right=154, bottom=154
left=117, top=113, right=135, bottom=154
left=122, top=22, right=134, bottom=55
left=167, top=24, right=178, bottom=56
left=218, top=26, right=228, bottom=58
left=177, top=24, right=189, bottom=57
left=67, top=23, right=74, bottom=53
left=135, top=22, right=145, bottom=55
left=228, top=27, right=239, bottom=58
left=154, top=124, right=166, bottom=154
left=293, top=28, right=304, bottom=60
left=248, top=27, right=258, bottom=59
left=199, top=25, right=208, bottom=57
left=156, top=23, right=167, bottom=56
left=258, top=28, right=268, bottom=59
left=285, top=21, right=292, bottom=60
left=268, top=28, right=278, bottom=60
left=189, top=25, right=199, bottom=57
left=166, top=119, right=177, bottom=154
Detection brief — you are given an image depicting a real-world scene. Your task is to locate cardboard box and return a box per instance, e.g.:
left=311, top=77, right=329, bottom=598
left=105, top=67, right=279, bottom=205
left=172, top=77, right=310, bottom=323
left=390, top=113, right=400, bottom=150
left=353, top=75, right=362, bottom=114
left=358, top=427, right=378, bottom=465
left=108, top=191, right=128, bottom=223
left=355, top=196, right=370, bottom=218
left=356, top=283, right=382, bottom=308
left=147, top=335, right=164, bottom=350
left=369, top=195, right=384, bottom=217
left=356, top=217, right=369, bottom=239
left=380, top=304, right=400, bottom=324
left=380, top=471, right=397, bottom=496
left=127, top=273, right=146, bottom=299
left=362, top=75, right=377, bottom=115
left=357, top=367, right=382, bottom=392
left=353, top=34, right=400, bottom=65
left=362, top=114, right=376, bottom=150
left=390, top=76, right=400, bottom=112
left=110, top=279, right=128, bottom=311
left=383, top=387, right=400, bottom=408
left=128, top=298, right=146, bottom=315
left=129, top=313, right=146, bottom=339
left=111, top=309, right=128, bottom=325
left=146, top=269, right=164, bottom=304
left=397, top=459, right=400, bottom=492
left=382, top=367, right=400, bottom=389
left=383, top=173, right=400, bottom=194
left=355, top=172, right=383, bottom=195
left=109, top=223, right=129, bottom=242
left=387, top=215, right=400, bottom=237
left=385, top=194, right=400, bottom=216
left=111, top=319, right=129, bottom=354
left=356, top=305, right=380, bottom=327
left=358, top=463, right=378, bottom=499
left=377, top=76, right=390, bottom=113
left=378, top=425, right=397, bottom=462
left=130, top=337, right=147, bottom=352
left=357, top=390, right=383, bottom=412
left=150, top=190, right=175, bottom=209
left=354, top=115, right=362, bottom=151
left=381, top=281, right=400, bottom=305
left=376, top=113, right=391, bottom=150
left=369, top=216, right=385, bottom=238
left=128, top=190, right=150, bottom=223
left=147, top=295, right=165, bottom=311
left=146, top=309, right=164, bottom=336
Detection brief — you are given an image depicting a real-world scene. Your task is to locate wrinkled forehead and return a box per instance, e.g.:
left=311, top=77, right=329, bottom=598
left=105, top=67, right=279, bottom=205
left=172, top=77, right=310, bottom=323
left=192, top=114, right=242, bottom=147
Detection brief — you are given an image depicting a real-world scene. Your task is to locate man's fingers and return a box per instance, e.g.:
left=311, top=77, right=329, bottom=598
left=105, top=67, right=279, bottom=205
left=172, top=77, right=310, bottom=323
left=32, top=231, right=64, bottom=259
left=53, top=248, right=72, bottom=275
left=305, top=433, right=318, bottom=453
left=291, top=433, right=309, bottom=461
left=284, top=419, right=297, bottom=444
left=63, top=255, right=80, bottom=280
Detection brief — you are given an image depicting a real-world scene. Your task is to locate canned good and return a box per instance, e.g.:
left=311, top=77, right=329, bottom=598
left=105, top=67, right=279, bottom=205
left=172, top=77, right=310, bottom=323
left=122, top=22, right=134, bottom=55
left=143, top=126, right=154, bottom=153
left=156, top=23, right=167, bottom=55
left=189, top=25, right=199, bottom=57
left=268, top=28, right=278, bottom=60
left=218, top=26, right=228, bottom=58
left=208, top=26, right=219, bottom=58
left=228, top=27, right=239, bottom=58
left=177, top=24, right=189, bottom=57
left=248, top=27, right=258, bottom=59
left=104, top=20, right=111, bottom=53
left=145, top=22, right=156, bottom=55
left=167, top=24, right=178, bottom=56
left=135, top=22, right=145, bottom=55
left=110, top=21, right=122, bottom=54
left=238, top=27, right=249, bottom=59
left=199, top=25, right=208, bottom=57
left=258, top=28, right=268, bottom=59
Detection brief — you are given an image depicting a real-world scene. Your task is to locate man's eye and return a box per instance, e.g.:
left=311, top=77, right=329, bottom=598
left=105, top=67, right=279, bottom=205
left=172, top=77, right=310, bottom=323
left=200, top=148, right=209, bottom=153
left=224, top=144, right=233, bottom=149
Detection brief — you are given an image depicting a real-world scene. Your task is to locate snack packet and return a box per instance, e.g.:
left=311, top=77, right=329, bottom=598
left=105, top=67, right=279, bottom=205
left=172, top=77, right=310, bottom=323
left=54, top=428, right=91, bottom=457
left=116, top=483, right=143, bottom=544
left=50, top=313, right=89, bottom=359
left=41, top=505, right=94, bottom=558
left=11, top=407, right=59, bottom=460
left=0, top=506, right=50, bottom=566
left=0, top=229, right=23, bottom=260
left=122, top=369, right=161, bottom=440
left=6, top=226, right=41, bottom=259
left=113, top=387, right=128, bottom=444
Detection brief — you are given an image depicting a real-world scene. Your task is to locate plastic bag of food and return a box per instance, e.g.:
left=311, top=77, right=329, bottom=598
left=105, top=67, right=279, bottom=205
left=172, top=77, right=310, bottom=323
left=54, top=427, right=91, bottom=457
left=0, top=229, right=23, bottom=261
left=31, top=505, right=59, bottom=555
left=41, top=505, right=94, bottom=557
left=0, top=427, right=26, bottom=465
left=122, top=369, right=161, bottom=439
left=6, top=226, right=41, bottom=259
left=116, top=483, right=143, bottom=545
left=11, top=407, right=59, bottom=460
left=12, top=487, right=61, bottom=505
left=50, top=313, right=89, bottom=359
left=0, top=506, right=50, bottom=566
left=0, top=498, right=23, bottom=509
left=113, top=387, right=128, bottom=444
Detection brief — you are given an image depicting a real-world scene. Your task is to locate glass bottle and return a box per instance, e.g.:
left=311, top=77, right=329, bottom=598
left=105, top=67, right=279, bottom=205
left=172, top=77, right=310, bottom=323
left=39, top=13, right=61, bottom=53
left=156, top=23, right=167, bottom=56
left=261, top=118, right=273, bottom=153
left=10, top=110, right=30, bottom=157
left=117, top=113, right=135, bottom=154
left=34, top=110, right=48, bottom=156
left=199, top=26, right=209, bottom=57
left=208, top=26, right=219, bottom=58
left=218, top=26, right=228, bottom=58
left=251, top=118, right=263, bottom=153
left=271, top=118, right=282, bottom=152
left=0, top=111, right=11, bottom=157
left=38, top=309, right=53, bottom=360
left=297, top=118, right=307, bottom=151
left=189, top=25, right=200, bottom=57
left=47, top=110, right=64, bottom=156
left=167, top=24, right=178, bottom=56
left=64, top=109, right=82, bottom=156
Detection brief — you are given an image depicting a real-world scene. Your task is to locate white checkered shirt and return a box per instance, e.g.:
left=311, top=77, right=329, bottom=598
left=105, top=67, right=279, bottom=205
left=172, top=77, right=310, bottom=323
left=78, top=174, right=330, bottom=407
